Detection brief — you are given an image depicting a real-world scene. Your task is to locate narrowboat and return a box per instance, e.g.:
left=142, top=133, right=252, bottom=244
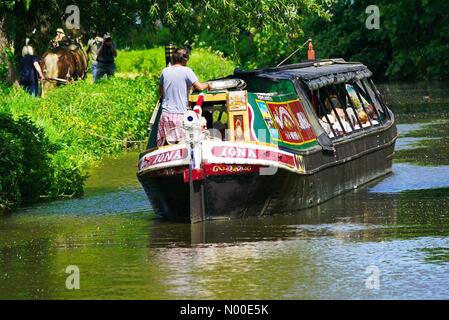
left=137, top=57, right=397, bottom=223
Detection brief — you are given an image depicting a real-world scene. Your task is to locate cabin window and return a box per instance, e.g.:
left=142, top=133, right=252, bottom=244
left=308, top=78, right=387, bottom=139
left=364, top=78, right=391, bottom=121
left=349, top=80, right=382, bottom=124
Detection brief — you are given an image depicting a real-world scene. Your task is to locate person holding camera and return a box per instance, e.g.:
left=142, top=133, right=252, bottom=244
left=94, top=33, right=117, bottom=82
left=156, top=47, right=210, bottom=146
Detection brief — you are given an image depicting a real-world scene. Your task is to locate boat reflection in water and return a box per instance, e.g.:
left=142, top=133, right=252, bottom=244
left=138, top=58, right=397, bottom=223
left=147, top=176, right=404, bottom=247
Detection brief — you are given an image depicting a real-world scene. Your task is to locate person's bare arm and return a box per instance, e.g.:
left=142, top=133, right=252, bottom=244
left=193, top=81, right=210, bottom=91
left=111, top=44, right=117, bottom=57
left=86, top=43, right=92, bottom=54
left=33, top=62, right=44, bottom=80
left=96, top=43, right=105, bottom=57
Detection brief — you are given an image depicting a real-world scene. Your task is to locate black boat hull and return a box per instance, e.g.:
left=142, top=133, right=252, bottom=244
left=137, top=120, right=397, bottom=222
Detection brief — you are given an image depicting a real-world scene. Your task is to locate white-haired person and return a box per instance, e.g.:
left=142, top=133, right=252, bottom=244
left=19, top=45, right=44, bottom=97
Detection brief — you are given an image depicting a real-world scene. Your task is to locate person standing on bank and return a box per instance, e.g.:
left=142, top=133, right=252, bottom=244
left=94, top=33, right=117, bottom=82
left=157, top=48, right=210, bottom=146
left=19, top=45, right=44, bottom=97
left=86, top=34, right=102, bottom=82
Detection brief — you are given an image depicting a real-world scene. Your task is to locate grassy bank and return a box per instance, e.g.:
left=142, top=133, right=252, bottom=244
left=0, top=47, right=236, bottom=213
left=115, top=47, right=235, bottom=80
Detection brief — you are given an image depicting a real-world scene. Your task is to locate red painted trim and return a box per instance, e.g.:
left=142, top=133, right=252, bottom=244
left=183, top=168, right=205, bottom=183
left=211, top=146, right=295, bottom=167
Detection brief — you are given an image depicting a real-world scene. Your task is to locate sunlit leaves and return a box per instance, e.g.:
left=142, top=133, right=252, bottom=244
left=147, top=0, right=333, bottom=67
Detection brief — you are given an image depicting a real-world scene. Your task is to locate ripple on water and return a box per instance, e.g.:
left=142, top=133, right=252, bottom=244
left=370, top=163, right=449, bottom=193
left=396, top=123, right=428, bottom=136
left=395, top=137, right=439, bottom=151
left=18, top=187, right=151, bottom=216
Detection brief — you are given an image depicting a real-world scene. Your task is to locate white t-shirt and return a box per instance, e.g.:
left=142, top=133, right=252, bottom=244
left=160, top=66, right=199, bottom=114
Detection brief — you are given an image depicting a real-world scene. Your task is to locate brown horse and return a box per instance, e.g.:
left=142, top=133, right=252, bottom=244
left=40, top=39, right=88, bottom=95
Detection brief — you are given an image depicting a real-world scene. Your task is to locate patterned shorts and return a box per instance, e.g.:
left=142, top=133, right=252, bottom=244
left=157, top=112, right=185, bottom=146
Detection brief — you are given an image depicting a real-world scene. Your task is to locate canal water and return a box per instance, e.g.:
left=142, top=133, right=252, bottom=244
left=1, top=83, right=449, bottom=299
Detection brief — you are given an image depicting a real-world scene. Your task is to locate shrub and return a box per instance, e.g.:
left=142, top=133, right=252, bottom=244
left=115, top=48, right=165, bottom=76
left=0, top=122, right=23, bottom=213
left=0, top=112, right=71, bottom=213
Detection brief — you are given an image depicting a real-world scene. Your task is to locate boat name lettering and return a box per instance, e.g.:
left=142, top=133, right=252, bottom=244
left=213, top=146, right=262, bottom=159
left=144, top=148, right=187, bottom=166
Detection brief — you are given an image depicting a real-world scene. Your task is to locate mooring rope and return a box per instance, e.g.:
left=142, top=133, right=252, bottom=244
left=77, top=128, right=147, bottom=145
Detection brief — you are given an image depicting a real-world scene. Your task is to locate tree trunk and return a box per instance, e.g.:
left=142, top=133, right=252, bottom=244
left=0, top=18, right=7, bottom=49
left=0, top=16, right=18, bottom=84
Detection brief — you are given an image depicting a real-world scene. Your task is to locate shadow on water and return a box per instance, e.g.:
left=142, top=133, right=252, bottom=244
left=1, top=83, right=449, bottom=299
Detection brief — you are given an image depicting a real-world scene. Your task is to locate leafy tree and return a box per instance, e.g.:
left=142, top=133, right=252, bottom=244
left=304, top=0, right=449, bottom=81
left=1, top=0, right=151, bottom=63
left=147, top=0, right=333, bottom=68
left=1, top=0, right=332, bottom=70
left=3, top=0, right=447, bottom=80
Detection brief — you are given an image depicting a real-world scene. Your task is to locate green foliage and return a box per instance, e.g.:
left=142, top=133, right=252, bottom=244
left=1, top=76, right=160, bottom=212
left=0, top=60, right=7, bottom=84
left=0, top=48, right=13, bottom=84
left=11, top=116, right=54, bottom=203
left=148, top=0, right=332, bottom=69
left=2, top=0, right=330, bottom=74
left=3, top=0, right=448, bottom=81
left=115, top=48, right=165, bottom=76
left=1, top=0, right=153, bottom=62
left=188, top=48, right=237, bottom=81
left=0, top=120, right=23, bottom=213
left=115, top=47, right=236, bottom=80
left=0, top=112, right=58, bottom=213
left=304, top=0, right=449, bottom=81
left=2, top=77, right=159, bottom=162
left=0, top=82, right=11, bottom=96
left=117, top=27, right=174, bottom=50
left=0, top=47, right=236, bottom=213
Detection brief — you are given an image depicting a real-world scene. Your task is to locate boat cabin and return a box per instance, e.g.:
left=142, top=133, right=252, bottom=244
left=147, top=59, right=392, bottom=154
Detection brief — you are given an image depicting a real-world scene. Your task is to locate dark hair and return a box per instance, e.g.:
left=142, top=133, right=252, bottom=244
left=173, top=47, right=189, bottom=64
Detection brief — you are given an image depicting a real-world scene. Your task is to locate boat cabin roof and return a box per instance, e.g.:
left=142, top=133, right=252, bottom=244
left=233, top=59, right=373, bottom=90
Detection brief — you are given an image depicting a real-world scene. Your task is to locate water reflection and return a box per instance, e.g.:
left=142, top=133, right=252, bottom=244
left=149, top=182, right=449, bottom=247
left=145, top=176, right=449, bottom=299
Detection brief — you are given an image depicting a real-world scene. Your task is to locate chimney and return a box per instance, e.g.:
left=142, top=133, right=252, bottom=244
left=164, top=43, right=176, bottom=67
left=307, top=38, right=315, bottom=61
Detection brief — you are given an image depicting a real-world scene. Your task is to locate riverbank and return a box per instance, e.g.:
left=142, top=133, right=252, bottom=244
left=0, top=47, right=236, bottom=214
